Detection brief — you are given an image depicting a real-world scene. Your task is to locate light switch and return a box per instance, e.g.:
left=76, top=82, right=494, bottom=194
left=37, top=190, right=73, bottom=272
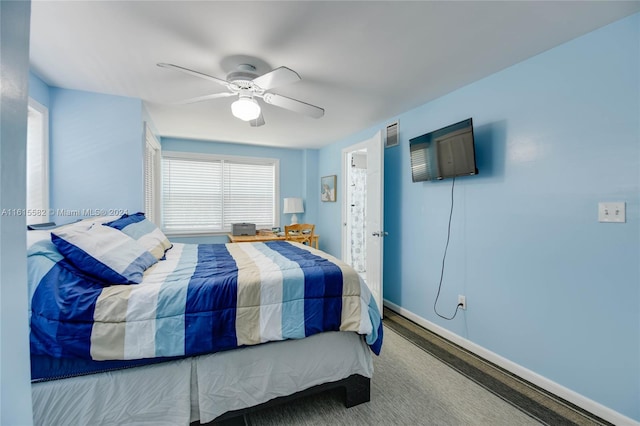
left=598, top=202, right=625, bottom=223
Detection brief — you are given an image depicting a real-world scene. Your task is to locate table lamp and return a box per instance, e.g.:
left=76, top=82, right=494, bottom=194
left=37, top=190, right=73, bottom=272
left=283, top=198, right=304, bottom=224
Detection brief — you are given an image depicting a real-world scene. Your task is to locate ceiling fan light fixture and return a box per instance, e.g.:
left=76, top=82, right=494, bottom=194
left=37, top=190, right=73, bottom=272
left=231, top=96, right=261, bottom=121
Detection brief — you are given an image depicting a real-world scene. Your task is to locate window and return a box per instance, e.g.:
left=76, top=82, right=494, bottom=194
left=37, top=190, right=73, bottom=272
left=144, top=124, right=161, bottom=225
left=162, top=151, right=279, bottom=234
left=26, top=98, right=49, bottom=225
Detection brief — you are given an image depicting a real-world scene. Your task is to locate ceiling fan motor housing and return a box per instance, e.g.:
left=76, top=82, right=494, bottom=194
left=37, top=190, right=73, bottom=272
left=227, top=64, right=260, bottom=89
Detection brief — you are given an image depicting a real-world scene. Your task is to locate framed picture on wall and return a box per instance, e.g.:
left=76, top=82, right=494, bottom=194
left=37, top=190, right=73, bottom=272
left=321, top=175, right=336, bottom=202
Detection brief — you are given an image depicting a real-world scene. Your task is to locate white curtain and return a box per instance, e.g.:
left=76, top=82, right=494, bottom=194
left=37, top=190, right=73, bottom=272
left=349, top=167, right=367, bottom=273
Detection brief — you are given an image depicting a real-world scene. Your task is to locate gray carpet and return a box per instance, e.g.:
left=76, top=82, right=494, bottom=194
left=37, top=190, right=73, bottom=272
left=382, top=309, right=610, bottom=426
left=235, top=326, right=542, bottom=425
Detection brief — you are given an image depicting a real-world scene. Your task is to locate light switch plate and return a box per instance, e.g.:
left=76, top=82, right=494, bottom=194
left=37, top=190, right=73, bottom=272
left=598, top=202, right=625, bottom=223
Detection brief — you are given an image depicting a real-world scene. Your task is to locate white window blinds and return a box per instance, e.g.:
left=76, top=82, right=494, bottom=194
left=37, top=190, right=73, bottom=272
left=162, top=152, right=278, bottom=234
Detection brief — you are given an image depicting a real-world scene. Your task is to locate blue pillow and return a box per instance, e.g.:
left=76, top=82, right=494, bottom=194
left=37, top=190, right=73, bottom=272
left=51, top=222, right=157, bottom=284
left=104, top=213, right=172, bottom=260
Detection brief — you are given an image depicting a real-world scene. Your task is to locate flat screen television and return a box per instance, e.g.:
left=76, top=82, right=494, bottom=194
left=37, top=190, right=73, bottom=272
left=409, top=118, right=478, bottom=182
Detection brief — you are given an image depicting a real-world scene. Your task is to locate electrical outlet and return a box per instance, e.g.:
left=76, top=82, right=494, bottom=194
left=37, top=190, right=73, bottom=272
left=458, top=295, right=467, bottom=310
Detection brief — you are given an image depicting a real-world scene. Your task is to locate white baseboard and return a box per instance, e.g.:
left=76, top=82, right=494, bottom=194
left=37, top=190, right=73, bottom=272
left=383, top=300, right=639, bottom=426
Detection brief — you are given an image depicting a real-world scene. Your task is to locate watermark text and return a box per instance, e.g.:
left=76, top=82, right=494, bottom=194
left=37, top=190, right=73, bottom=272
left=1, top=208, right=129, bottom=217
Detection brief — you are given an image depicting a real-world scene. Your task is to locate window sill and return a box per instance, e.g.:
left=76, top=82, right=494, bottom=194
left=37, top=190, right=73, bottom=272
left=163, top=230, right=229, bottom=238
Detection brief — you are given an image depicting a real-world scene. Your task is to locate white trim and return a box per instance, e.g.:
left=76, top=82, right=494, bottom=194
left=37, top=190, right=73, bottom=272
left=27, top=98, right=49, bottom=223
left=340, top=147, right=350, bottom=262
left=144, top=123, right=161, bottom=150
left=163, top=150, right=278, bottom=166
left=163, top=230, right=229, bottom=238
left=383, top=299, right=640, bottom=426
left=144, top=124, right=161, bottom=225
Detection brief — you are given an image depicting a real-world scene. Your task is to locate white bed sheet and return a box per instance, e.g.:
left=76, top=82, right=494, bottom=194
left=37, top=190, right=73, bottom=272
left=195, top=329, right=373, bottom=423
left=32, top=358, right=193, bottom=426
left=32, top=331, right=373, bottom=426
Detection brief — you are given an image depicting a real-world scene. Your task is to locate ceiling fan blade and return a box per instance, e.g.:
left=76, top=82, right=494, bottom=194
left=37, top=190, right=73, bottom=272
left=174, top=92, right=235, bottom=105
left=249, top=113, right=265, bottom=127
left=157, top=63, right=230, bottom=88
left=263, top=93, right=324, bottom=118
left=252, top=66, right=301, bottom=91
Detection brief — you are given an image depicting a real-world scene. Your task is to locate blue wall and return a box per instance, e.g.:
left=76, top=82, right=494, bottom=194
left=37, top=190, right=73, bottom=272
left=48, top=88, right=144, bottom=224
left=29, top=79, right=317, bottom=238
left=1, top=1, right=34, bottom=422
left=162, top=137, right=316, bottom=244
left=318, top=13, right=640, bottom=421
left=28, top=70, right=49, bottom=107
left=24, top=11, right=639, bottom=422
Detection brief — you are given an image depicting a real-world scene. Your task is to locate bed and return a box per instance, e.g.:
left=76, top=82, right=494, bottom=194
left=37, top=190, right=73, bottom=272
left=27, top=214, right=383, bottom=425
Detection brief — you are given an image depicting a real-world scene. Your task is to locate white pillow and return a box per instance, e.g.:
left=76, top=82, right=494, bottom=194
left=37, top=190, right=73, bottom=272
left=26, top=216, right=120, bottom=248
left=103, top=213, right=172, bottom=260
left=51, top=222, right=157, bottom=284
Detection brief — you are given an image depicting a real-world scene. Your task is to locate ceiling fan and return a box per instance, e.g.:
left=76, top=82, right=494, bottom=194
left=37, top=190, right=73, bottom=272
left=157, top=62, right=324, bottom=127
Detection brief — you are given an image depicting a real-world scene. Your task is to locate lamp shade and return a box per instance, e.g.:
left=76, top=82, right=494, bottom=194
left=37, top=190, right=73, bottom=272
left=231, top=97, right=261, bottom=121
left=283, top=198, right=304, bottom=214
left=283, top=198, right=304, bottom=225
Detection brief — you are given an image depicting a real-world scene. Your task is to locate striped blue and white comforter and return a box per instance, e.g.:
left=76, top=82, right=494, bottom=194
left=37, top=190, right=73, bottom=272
left=29, top=240, right=383, bottom=361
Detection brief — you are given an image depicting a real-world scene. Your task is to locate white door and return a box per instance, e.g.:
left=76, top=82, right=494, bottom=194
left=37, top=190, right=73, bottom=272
left=342, top=131, right=384, bottom=315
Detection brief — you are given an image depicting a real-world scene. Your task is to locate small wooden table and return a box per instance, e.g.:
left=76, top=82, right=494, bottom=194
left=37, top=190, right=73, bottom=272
left=228, top=232, right=319, bottom=249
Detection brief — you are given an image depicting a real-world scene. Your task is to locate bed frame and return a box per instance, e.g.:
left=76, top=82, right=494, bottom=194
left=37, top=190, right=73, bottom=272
left=205, top=374, right=370, bottom=424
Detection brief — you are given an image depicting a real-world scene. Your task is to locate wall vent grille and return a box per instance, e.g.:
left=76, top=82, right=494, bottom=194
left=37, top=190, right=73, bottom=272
left=385, top=121, right=399, bottom=148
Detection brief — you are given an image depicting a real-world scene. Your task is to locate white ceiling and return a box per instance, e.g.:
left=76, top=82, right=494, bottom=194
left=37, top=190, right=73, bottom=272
left=29, top=1, right=640, bottom=149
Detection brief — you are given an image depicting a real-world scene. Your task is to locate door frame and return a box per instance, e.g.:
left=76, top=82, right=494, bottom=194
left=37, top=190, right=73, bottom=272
left=341, top=131, right=384, bottom=314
